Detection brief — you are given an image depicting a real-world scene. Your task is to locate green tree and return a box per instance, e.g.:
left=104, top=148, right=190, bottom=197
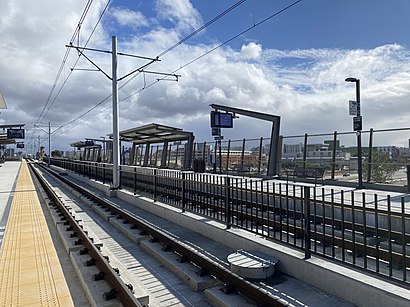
left=363, top=151, right=400, bottom=183
left=51, top=150, right=62, bottom=157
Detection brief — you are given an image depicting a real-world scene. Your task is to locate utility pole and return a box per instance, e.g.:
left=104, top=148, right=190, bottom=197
left=112, top=36, right=120, bottom=189
left=67, top=36, right=180, bottom=190
left=48, top=121, right=51, bottom=165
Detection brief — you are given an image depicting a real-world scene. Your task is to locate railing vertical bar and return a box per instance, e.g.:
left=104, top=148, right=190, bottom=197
left=226, top=176, right=231, bottom=229
left=375, top=194, right=379, bottom=273
left=279, top=183, right=283, bottom=241
left=300, top=185, right=304, bottom=248
left=322, top=188, right=326, bottom=256
left=286, top=183, right=289, bottom=244
left=341, top=191, right=345, bottom=262
left=304, top=186, right=311, bottom=259
left=313, top=187, right=317, bottom=253
left=153, top=169, right=157, bottom=202
left=182, top=172, right=186, bottom=212
left=245, top=178, right=249, bottom=231
left=351, top=191, right=356, bottom=265
left=293, top=184, right=297, bottom=246
left=266, top=181, right=271, bottom=237
left=401, top=197, right=406, bottom=282
left=240, top=178, right=244, bottom=229
left=387, top=195, right=392, bottom=277
left=331, top=189, right=335, bottom=258
left=362, top=192, right=367, bottom=269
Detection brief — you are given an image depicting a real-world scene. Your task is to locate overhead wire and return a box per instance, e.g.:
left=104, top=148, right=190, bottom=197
left=35, top=0, right=94, bottom=126
left=53, top=0, right=303, bottom=140
left=35, top=0, right=112, bottom=126
left=51, top=0, right=250, bottom=135
left=122, top=0, right=304, bottom=103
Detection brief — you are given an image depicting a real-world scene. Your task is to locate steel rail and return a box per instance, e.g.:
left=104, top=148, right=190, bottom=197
left=27, top=161, right=142, bottom=307
left=35, top=162, right=286, bottom=306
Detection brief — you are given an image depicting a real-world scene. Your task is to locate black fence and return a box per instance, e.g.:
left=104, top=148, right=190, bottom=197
left=50, top=158, right=410, bottom=285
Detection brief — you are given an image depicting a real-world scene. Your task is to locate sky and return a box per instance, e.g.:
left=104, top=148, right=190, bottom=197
left=1, top=0, right=410, bottom=152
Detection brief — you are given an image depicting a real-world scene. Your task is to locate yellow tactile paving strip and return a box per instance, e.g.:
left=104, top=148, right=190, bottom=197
left=0, top=161, right=74, bottom=306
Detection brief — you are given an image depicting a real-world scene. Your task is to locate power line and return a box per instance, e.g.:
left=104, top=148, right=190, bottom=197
left=35, top=0, right=112, bottom=126
left=51, top=0, right=249, bottom=135
left=123, top=0, right=304, bottom=103
left=35, top=0, right=95, bottom=126
left=52, top=0, right=303, bottom=139
left=157, top=0, right=248, bottom=58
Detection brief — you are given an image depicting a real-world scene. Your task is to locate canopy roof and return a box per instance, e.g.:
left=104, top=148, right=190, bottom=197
left=70, top=141, right=101, bottom=148
left=109, top=123, right=194, bottom=144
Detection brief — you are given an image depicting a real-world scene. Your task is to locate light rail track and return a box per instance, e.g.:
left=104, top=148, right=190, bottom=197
left=28, top=160, right=287, bottom=306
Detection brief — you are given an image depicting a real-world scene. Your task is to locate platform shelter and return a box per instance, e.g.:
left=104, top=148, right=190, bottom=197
left=111, top=123, right=194, bottom=170
left=70, top=140, right=102, bottom=162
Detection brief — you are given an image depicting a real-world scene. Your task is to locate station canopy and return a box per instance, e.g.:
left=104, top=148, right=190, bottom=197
left=110, top=123, right=194, bottom=144
left=70, top=140, right=101, bottom=149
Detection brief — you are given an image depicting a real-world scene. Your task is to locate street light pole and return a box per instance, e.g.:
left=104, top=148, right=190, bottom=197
left=345, top=77, right=363, bottom=189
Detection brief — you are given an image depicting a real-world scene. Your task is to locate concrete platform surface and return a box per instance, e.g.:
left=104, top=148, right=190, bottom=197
left=0, top=161, right=74, bottom=306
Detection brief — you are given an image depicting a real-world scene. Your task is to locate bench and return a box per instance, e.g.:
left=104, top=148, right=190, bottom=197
left=286, top=166, right=325, bottom=186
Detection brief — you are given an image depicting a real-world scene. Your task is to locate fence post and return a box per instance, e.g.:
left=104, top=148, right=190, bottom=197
left=225, top=176, right=231, bottom=229
left=182, top=172, right=186, bottom=212
left=303, top=133, right=308, bottom=171
left=367, top=128, right=373, bottom=182
left=331, top=131, right=337, bottom=180
left=407, top=165, right=410, bottom=193
left=102, top=164, right=105, bottom=184
left=133, top=167, right=137, bottom=195
left=153, top=169, right=157, bottom=202
left=304, top=186, right=311, bottom=259
left=119, top=165, right=122, bottom=189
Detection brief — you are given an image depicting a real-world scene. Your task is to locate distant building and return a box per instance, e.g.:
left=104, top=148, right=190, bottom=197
left=375, top=146, right=398, bottom=159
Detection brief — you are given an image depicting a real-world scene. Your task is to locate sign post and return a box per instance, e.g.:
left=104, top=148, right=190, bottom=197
left=346, top=77, right=363, bottom=188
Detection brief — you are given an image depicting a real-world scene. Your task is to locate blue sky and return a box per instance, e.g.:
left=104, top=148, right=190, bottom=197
left=1, top=0, right=410, bottom=151
left=111, top=0, right=410, bottom=50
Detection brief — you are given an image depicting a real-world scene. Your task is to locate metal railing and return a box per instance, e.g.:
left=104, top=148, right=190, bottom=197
left=50, top=157, right=410, bottom=285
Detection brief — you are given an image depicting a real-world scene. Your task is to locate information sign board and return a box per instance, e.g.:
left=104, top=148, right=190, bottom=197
left=7, top=128, right=25, bottom=139
left=353, top=116, right=362, bottom=131
left=210, top=111, right=233, bottom=128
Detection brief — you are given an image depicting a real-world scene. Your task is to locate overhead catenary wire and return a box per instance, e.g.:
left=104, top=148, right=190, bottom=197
left=52, top=0, right=303, bottom=141
left=122, top=0, right=304, bottom=103
left=35, top=0, right=112, bottom=126
left=35, top=0, right=94, bottom=126
left=51, top=0, right=250, bottom=136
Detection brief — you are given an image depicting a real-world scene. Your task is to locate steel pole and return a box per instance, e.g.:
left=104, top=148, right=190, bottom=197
left=48, top=121, right=51, bottom=166
left=356, top=80, right=363, bottom=188
left=112, top=36, right=120, bottom=189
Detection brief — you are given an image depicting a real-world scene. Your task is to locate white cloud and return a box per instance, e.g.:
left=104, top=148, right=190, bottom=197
left=240, top=42, right=262, bottom=60
left=1, top=1, right=410, bottom=152
left=110, top=7, right=149, bottom=29
left=154, top=0, right=202, bottom=33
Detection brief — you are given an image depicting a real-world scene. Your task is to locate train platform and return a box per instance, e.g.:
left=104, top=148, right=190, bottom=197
left=0, top=161, right=20, bottom=248
left=0, top=160, right=74, bottom=306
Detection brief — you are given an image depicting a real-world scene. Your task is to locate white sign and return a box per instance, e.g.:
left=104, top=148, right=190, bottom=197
left=349, top=100, right=359, bottom=116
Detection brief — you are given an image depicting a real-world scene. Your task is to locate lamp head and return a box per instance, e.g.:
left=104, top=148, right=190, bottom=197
left=345, top=77, right=358, bottom=82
